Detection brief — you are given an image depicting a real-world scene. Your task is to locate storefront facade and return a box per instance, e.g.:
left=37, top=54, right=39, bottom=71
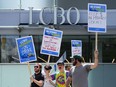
left=0, top=8, right=116, bottom=63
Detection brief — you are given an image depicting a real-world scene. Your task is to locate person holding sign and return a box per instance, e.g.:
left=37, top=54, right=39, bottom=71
left=66, top=50, right=99, bottom=87
left=43, top=64, right=55, bottom=87
left=51, top=61, right=70, bottom=87
left=30, top=63, right=44, bottom=87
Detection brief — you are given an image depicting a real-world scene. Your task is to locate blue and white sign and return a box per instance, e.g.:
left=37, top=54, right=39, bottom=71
left=41, top=27, right=63, bottom=56
left=16, top=36, right=37, bottom=63
left=88, top=3, right=107, bottom=33
left=71, top=40, right=82, bottom=57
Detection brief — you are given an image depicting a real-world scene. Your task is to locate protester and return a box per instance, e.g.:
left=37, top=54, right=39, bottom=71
left=30, top=63, right=44, bottom=87
left=66, top=50, right=99, bottom=87
left=51, top=61, right=70, bottom=87
left=65, top=64, right=71, bottom=71
left=43, top=64, right=55, bottom=87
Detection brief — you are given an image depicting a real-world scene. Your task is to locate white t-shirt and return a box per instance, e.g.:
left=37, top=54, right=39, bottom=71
left=43, top=76, right=54, bottom=87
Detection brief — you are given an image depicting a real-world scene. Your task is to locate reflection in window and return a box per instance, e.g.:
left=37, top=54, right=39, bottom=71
left=1, top=36, right=19, bottom=63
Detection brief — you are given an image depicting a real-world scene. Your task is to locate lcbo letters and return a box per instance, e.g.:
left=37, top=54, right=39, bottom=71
left=29, top=7, right=80, bottom=25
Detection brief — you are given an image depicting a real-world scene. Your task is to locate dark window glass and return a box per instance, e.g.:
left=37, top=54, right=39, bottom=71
left=1, top=35, right=116, bottom=63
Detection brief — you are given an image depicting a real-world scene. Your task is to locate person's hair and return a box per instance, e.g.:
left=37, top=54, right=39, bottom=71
left=65, top=65, right=68, bottom=69
left=73, top=55, right=84, bottom=63
left=39, top=64, right=42, bottom=69
left=65, top=65, right=71, bottom=70
left=76, top=58, right=83, bottom=63
left=39, top=64, right=42, bottom=73
left=36, top=63, right=42, bottom=73
left=44, top=64, right=52, bottom=70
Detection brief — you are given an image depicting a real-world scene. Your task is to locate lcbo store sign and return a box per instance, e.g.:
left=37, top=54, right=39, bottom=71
left=29, top=7, right=80, bottom=25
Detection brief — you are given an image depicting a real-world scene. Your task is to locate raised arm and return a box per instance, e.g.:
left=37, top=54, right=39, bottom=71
left=90, top=50, right=99, bottom=69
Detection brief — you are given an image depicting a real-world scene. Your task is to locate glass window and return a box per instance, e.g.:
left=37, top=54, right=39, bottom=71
left=101, top=35, right=116, bottom=63
left=0, top=0, right=54, bottom=10
left=21, top=0, right=54, bottom=10
left=0, top=0, right=20, bottom=9
left=1, top=35, right=19, bottom=63
left=0, top=35, right=92, bottom=63
left=0, top=0, right=116, bottom=10
left=1, top=34, right=116, bottom=63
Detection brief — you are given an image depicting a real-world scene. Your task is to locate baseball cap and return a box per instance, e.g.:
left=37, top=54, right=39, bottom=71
left=57, top=61, right=64, bottom=65
left=71, top=55, right=84, bottom=62
left=44, top=64, right=52, bottom=70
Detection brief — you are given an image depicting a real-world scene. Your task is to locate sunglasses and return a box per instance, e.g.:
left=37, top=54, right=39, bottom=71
left=34, top=66, right=39, bottom=68
left=45, top=68, right=50, bottom=70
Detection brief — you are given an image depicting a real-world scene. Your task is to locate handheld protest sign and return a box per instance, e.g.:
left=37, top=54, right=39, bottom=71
left=16, top=36, right=37, bottom=76
left=16, top=36, right=37, bottom=63
left=40, top=27, right=63, bottom=57
left=88, top=3, right=107, bottom=51
left=88, top=3, right=107, bottom=33
left=71, top=40, right=82, bottom=57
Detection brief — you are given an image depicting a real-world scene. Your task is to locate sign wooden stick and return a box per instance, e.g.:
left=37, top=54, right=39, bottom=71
left=48, top=55, right=51, bottom=63
left=112, top=58, right=115, bottom=63
left=95, top=32, right=98, bottom=50
left=89, top=58, right=91, bottom=63
left=66, top=59, right=70, bottom=63
left=38, top=56, right=47, bottom=63
left=27, top=62, right=32, bottom=76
